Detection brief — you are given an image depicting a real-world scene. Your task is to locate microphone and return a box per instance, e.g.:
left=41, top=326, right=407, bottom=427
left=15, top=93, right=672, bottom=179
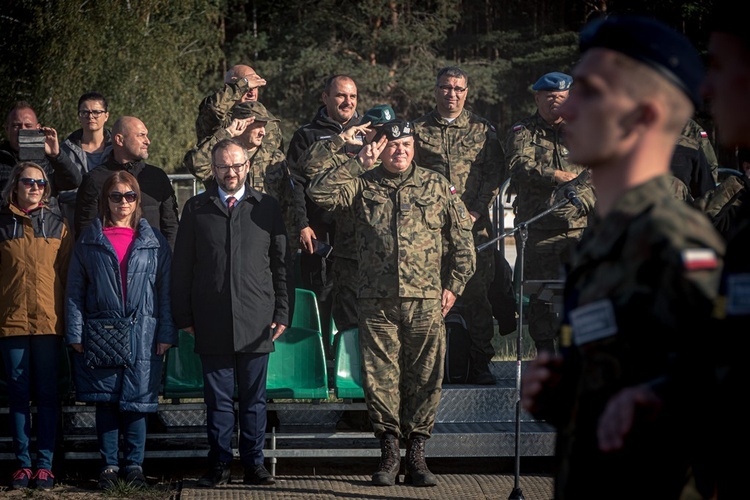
left=565, top=187, right=584, bottom=211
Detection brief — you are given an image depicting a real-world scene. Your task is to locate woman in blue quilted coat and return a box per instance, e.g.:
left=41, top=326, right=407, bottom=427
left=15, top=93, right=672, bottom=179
left=66, top=170, right=176, bottom=490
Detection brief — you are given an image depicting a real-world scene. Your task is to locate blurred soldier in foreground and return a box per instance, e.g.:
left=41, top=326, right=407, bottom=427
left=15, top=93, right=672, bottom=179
left=521, top=15, right=724, bottom=499
left=413, top=66, right=503, bottom=384
left=307, top=120, right=475, bottom=487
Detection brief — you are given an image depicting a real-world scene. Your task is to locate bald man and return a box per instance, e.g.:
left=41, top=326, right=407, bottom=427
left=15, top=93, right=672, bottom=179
left=74, top=116, right=179, bottom=247
left=195, top=64, right=283, bottom=151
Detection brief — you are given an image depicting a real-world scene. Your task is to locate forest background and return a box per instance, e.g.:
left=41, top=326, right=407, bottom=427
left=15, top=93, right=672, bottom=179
left=0, top=0, right=732, bottom=173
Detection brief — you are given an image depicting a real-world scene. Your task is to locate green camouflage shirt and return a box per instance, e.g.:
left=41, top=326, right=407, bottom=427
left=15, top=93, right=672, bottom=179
left=680, top=118, right=718, bottom=183
left=307, top=158, right=476, bottom=299
left=413, top=108, right=504, bottom=229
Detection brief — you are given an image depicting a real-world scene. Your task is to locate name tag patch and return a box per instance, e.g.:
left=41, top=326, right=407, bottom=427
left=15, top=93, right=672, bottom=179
left=727, top=273, right=750, bottom=316
left=569, top=299, right=617, bottom=345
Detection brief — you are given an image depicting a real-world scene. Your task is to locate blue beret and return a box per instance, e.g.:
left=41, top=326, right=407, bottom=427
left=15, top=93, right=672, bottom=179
left=532, top=72, right=573, bottom=91
left=359, top=104, right=396, bottom=126
left=579, top=15, right=705, bottom=108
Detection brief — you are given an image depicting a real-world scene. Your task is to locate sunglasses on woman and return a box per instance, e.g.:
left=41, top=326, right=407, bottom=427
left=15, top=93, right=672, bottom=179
left=108, top=191, right=138, bottom=203
left=19, top=178, right=48, bottom=188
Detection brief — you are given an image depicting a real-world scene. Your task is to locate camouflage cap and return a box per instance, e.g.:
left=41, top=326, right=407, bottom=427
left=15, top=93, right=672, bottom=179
left=380, top=119, right=413, bottom=141
left=359, top=104, right=396, bottom=126
left=579, top=15, right=704, bottom=108
left=231, top=101, right=279, bottom=122
left=532, top=72, right=572, bottom=91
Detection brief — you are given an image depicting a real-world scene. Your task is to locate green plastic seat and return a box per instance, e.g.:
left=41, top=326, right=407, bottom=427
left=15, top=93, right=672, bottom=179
left=291, top=288, right=323, bottom=334
left=329, top=314, right=338, bottom=347
left=163, top=330, right=204, bottom=399
left=266, top=327, right=328, bottom=399
left=333, top=328, right=365, bottom=400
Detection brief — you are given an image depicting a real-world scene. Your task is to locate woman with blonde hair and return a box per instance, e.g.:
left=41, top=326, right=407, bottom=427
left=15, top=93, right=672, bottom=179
left=0, top=161, right=73, bottom=490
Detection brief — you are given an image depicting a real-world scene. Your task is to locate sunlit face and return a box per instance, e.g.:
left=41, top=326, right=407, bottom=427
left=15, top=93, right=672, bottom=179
left=434, top=75, right=468, bottom=116
left=78, top=99, right=109, bottom=133
left=107, top=182, right=137, bottom=226
left=5, top=108, right=40, bottom=152
left=116, top=119, right=150, bottom=162
left=14, top=166, right=46, bottom=210
left=559, top=49, right=638, bottom=169
left=239, top=120, right=267, bottom=148
left=322, top=78, right=358, bottom=125
left=702, top=32, right=750, bottom=148
left=212, top=145, right=248, bottom=195
left=535, top=89, right=569, bottom=125
left=380, top=136, right=414, bottom=173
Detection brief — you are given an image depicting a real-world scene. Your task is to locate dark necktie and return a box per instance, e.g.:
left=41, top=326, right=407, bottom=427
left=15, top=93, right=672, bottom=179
left=227, top=196, right=237, bottom=213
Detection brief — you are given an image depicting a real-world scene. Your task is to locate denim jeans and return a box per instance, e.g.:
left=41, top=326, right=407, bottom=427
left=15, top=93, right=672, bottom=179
left=0, top=335, right=60, bottom=471
left=95, top=403, right=147, bottom=470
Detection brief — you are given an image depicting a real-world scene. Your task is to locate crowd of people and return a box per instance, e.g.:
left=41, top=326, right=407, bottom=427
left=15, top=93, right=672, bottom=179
left=0, top=6, right=747, bottom=497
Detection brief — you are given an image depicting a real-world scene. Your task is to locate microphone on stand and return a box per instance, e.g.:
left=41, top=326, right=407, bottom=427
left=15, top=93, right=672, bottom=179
left=564, top=187, right=584, bottom=212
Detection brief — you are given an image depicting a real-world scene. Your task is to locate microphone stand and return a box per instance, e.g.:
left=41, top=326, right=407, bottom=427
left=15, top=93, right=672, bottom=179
left=477, top=195, right=572, bottom=500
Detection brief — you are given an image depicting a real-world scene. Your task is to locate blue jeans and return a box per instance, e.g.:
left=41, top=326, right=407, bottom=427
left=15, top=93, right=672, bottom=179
left=201, top=352, right=269, bottom=466
left=95, top=403, right=147, bottom=471
left=0, top=335, right=60, bottom=470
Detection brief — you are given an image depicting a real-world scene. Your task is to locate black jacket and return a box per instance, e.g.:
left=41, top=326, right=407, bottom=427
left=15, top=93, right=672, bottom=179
left=0, top=140, right=82, bottom=197
left=73, top=152, right=179, bottom=248
left=170, top=183, right=290, bottom=355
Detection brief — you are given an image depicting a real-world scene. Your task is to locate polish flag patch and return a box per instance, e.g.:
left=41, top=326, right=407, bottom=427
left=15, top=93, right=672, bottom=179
left=513, top=124, right=524, bottom=132
left=700, top=131, right=708, bottom=138
left=449, top=185, right=457, bottom=194
left=681, top=248, right=718, bottom=270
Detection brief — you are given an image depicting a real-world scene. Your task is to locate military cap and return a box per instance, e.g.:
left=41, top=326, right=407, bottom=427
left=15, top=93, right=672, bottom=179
left=380, top=119, right=414, bottom=141
left=359, top=104, right=396, bottom=126
left=579, top=14, right=705, bottom=108
left=231, top=101, right=279, bottom=122
left=532, top=72, right=573, bottom=91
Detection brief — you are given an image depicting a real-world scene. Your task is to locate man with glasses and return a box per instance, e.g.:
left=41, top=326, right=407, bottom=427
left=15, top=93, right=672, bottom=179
left=504, top=71, right=593, bottom=355
left=172, top=138, right=289, bottom=488
left=74, top=116, right=179, bottom=248
left=0, top=101, right=81, bottom=198
left=413, top=66, right=504, bottom=385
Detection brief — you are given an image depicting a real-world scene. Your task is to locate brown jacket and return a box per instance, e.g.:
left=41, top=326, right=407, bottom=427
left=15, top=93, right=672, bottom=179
left=0, top=202, right=73, bottom=337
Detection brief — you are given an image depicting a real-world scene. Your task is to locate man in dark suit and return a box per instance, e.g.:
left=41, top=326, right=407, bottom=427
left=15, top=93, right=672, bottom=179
left=171, top=138, right=290, bottom=487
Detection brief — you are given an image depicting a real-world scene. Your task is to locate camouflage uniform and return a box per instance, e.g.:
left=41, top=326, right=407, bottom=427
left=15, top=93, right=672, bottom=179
left=534, top=175, right=724, bottom=500
left=680, top=118, right=719, bottom=184
left=307, top=158, right=475, bottom=439
left=694, top=173, right=750, bottom=240
left=505, top=112, right=590, bottom=352
left=297, top=134, right=360, bottom=331
left=413, top=108, right=503, bottom=369
left=195, top=78, right=283, bottom=152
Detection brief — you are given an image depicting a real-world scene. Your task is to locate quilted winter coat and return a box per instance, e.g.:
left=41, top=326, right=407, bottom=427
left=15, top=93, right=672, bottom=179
left=65, top=217, right=177, bottom=412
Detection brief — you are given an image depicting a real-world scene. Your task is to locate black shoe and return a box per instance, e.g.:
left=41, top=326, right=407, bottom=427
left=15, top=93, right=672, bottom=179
left=244, top=464, right=275, bottom=485
left=98, top=468, right=119, bottom=490
left=124, top=467, right=147, bottom=488
left=197, top=462, right=231, bottom=487
left=32, top=468, right=55, bottom=490
left=10, top=468, right=32, bottom=489
left=468, top=363, right=496, bottom=385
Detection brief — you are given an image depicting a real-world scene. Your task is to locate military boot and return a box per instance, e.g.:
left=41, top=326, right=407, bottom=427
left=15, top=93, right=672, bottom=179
left=404, top=435, right=437, bottom=486
left=372, top=432, right=400, bottom=486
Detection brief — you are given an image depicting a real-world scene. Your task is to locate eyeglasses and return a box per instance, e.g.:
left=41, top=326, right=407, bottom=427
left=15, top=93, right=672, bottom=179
left=108, top=191, right=138, bottom=203
left=19, top=178, right=47, bottom=188
left=214, top=162, right=246, bottom=172
left=78, top=110, right=107, bottom=118
left=437, top=85, right=467, bottom=95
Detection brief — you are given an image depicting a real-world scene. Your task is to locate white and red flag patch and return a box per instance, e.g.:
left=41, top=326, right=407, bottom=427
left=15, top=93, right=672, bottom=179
left=681, top=248, right=718, bottom=271
left=449, top=185, right=457, bottom=195
left=700, top=130, right=708, bottom=138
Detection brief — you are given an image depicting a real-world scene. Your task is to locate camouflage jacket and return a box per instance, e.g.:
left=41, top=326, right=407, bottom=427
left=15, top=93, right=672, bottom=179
left=307, top=159, right=476, bottom=299
left=680, top=118, right=718, bottom=183
left=297, top=133, right=358, bottom=260
left=194, top=80, right=283, bottom=151
left=536, top=175, right=724, bottom=496
left=413, top=108, right=503, bottom=234
left=505, top=112, right=589, bottom=230
left=694, top=174, right=750, bottom=240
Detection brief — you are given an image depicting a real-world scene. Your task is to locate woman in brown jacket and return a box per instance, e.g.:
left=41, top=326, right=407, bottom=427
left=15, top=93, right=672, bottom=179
left=0, top=161, right=73, bottom=490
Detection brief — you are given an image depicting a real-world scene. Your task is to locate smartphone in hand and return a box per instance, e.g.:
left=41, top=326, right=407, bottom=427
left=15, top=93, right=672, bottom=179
left=311, top=238, right=333, bottom=259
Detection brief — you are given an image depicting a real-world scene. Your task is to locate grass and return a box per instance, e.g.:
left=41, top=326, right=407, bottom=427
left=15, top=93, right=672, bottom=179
left=492, top=323, right=538, bottom=361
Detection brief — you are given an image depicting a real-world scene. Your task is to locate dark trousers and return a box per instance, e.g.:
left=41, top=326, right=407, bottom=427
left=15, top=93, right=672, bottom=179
left=200, top=352, right=269, bottom=466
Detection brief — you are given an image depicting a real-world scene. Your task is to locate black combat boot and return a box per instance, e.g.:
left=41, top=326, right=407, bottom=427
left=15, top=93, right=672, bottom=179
left=372, top=432, right=400, bottom=486
left=404, top=435, right=437, bottom=486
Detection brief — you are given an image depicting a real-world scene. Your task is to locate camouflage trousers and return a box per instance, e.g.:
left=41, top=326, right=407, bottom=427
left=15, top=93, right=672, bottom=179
left=517, top=227, right=584, bottom=353
left=358, top=297, right=445, bottom=439
left=331, top=256, right=359, bottom=332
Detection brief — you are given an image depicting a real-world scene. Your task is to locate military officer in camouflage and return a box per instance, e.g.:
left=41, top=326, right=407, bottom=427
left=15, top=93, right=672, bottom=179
left=521, top=16, right=724, bottom=500
left=194, top=64, right=284, bottom=152
left=680, top=117, right=719, bottom=184
left=413, top=66, right=504, bottom=385
left=307, top=120, right=475, bottom=488
left=296, top=104, right=397, bottom=338
left=504, top=71, right=592, bottom=354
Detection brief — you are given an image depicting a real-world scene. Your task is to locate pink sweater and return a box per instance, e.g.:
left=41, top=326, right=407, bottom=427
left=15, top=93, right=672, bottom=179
left=103, top=226, right=136, bottom=302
